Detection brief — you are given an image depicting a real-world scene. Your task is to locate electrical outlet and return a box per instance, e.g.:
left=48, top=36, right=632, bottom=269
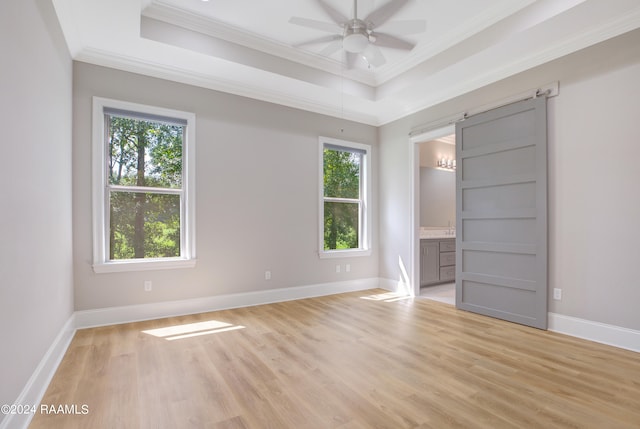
left=144, top=280, right=152, bottom=292
left=553, top=288, right=562, bottom=300
left=335, top=265, right=341, bottom=273
left=265, top=270, right=271, bottom=280
left=345, top=264, right=351, bottom=273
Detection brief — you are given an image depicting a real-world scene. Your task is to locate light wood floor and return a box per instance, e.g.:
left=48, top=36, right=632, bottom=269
left=30, top=289, right=640, bottom=429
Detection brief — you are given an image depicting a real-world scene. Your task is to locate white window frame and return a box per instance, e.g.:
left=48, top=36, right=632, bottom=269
left=319, top=136, right=372, bottom=259
left=92, top=97, right=196, bottom=273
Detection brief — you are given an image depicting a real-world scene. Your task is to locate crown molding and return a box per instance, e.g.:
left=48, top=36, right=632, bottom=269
left=75, top=47, right=381, bottom=126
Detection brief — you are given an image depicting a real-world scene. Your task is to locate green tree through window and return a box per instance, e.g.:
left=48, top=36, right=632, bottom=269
left=106, top=114, right=184, bottom=260
left=323, top=145, right=363, bottom=250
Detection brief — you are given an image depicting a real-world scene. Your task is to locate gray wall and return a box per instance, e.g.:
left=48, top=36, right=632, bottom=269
left=73, top=62, right=378, bottom=311
left=379, top=29, right=640, bottom=330
left=0, top=0, right=74, bottom=414
left=418, top=140, right=456, bottom=227
left=420, top=168, right=455, bottom=227
left=418, top=140, right=455, bottom=168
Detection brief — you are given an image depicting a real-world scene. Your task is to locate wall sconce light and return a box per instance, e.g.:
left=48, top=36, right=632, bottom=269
left=437, top=158, right=456, bottom=171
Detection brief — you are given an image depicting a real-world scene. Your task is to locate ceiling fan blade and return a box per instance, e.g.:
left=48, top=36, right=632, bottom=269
left=288, top=17, right=342, bottom=34
left=293, top=34, right=342, bottom=48
left=363, top=44, right=386, bottom=67
left=314, top=0, right=348, bottom=25
left=373, top=32, right=415, bottom=50
left=364, top=0, right=410, bottom=28
left=377, top=20, right=426, bottom=35
left=319, top=38, right=343, bottom=57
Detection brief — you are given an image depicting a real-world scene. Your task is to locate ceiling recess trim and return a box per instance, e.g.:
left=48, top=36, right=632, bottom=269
left=53, top=0, right=640, bottom=127
left=377, top=7, right=640, bottom=126
left=142, top=0, right=377, bottom=87
left=375, top=0, right=538, bottom=84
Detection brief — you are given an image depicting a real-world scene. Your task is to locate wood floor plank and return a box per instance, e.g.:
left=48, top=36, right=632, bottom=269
left=30, top=289, right=640, bottom=428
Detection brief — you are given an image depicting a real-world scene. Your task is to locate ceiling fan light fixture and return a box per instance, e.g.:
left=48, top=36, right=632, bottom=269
left=343, top=31, right=369, bottom=53
left=289, top=0, right=426, bottom=68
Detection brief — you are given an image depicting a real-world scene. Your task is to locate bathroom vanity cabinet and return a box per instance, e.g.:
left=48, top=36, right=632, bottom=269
left=420, top=238, right=455, bottom=286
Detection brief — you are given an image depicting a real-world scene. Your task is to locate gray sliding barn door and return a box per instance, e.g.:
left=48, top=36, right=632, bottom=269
left=455, top=97, right=547, bottom=329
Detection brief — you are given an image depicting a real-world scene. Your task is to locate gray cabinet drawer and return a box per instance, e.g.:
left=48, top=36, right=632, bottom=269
left=440, top=251, right=455, bottom=267
left=440, top=265, right=455, bottom=282
left=440, top=240, right=455, bottom=252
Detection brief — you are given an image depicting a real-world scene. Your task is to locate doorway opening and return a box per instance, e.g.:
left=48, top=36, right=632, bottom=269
left=410, top=125, right=456, bottom=302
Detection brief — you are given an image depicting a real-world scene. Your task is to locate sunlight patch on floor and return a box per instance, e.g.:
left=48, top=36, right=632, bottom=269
left=142, top=319, right=245, bottom=341
left=360, top=292, right=413, bottom=303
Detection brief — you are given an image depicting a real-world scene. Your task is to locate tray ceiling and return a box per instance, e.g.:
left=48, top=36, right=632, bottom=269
left=51, top=0, right=640, bottom=125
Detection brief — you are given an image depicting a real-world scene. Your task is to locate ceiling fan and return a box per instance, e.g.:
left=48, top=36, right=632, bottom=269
left=289, top=0, right=426, bottom=68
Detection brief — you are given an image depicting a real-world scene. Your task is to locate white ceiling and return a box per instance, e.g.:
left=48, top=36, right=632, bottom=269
left=51, top=0, right=640, bottom=125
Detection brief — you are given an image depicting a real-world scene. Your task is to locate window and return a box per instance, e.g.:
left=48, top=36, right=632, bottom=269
left=319, top=137, right=371, bottom=258
left=92, top=97, right=196, bottom=273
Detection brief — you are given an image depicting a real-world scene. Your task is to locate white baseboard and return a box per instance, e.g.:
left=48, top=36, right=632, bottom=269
left=548, top=312, right=640, bottom=353
left=0, top=314, right=77, bottom=429
left=75, top=278, right=380, bottom=329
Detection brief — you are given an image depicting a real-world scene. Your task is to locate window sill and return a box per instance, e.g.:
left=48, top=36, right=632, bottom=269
left=92, top=258, right=197, bottom=274
left=319, top=249, right=372, bottom=259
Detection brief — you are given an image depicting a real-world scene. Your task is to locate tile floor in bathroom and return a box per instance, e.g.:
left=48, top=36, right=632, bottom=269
left=420, top=282, right=455, bottom=305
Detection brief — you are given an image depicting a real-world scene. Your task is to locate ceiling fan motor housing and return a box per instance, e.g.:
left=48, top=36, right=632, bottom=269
left=343, top=19, right=370, bottom=53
